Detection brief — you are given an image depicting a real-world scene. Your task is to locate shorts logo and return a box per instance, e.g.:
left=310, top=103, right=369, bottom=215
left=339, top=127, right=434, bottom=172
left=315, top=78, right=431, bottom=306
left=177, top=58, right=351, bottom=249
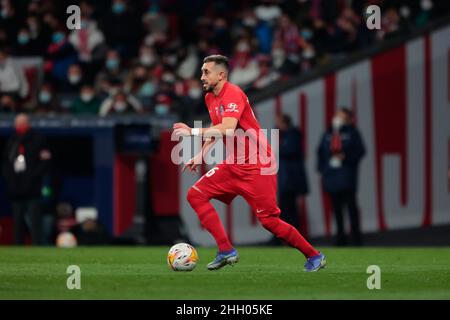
left=225, top=103, right=239, bottom=113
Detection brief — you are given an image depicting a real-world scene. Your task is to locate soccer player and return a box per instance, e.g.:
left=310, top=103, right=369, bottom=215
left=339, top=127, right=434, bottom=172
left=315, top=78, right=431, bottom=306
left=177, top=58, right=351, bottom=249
left=173, top=55, right=326, bottom=272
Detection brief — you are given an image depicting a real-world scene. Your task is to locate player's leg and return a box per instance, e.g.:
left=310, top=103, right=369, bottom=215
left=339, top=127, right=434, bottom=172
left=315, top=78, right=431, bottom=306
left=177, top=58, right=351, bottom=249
left=241, top=173, right=326, bottom=271
left=186, top=164, right=239, bottom=270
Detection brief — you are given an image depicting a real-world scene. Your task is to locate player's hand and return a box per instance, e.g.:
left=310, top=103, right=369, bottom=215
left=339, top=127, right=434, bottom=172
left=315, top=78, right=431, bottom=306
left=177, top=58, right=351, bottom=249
left=173, top=122, right=192, bottom=137
left=182, top=155, right=202, bottom=174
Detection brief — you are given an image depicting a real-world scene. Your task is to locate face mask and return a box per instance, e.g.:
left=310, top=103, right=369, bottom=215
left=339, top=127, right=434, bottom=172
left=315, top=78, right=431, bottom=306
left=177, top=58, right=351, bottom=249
left=301, top=29, right=313, bottom=41
left=106, top=59, right=119, bottom=70
left=68, top=74, right=81, bottom=84
left=39, top=91, right=52, bottom=104
left=112, top=3, right=126, bottom=14
left=52, top=32, right=65, bottom=44
left=140, top=54, right=155, bottom=66
left=16, top=124, right=30, bottom=136
left=189, top=88, right=202, bottom=99
left=155, top=104, right=169, bottom=115
left=332, top=116, right=344, bottom=131
left=80, top=20, right=88, bottom=29
left=421, top=0, right=433, bottom=11
left=109, top=87, right=119, bottom=96
left=400, top=6, right=411, bottom=18
left=114, top=101, right=127, bottom=112
left=166, top=55, right=177, bottom=66
left=243, top=18, right=257, bottom=27
left=18, top=34, right=30, bottom=45
left=302, top=48, right=315, bottom=59
left=81, top=92, right=94, bottom=102
left=138, top=82, right=155, bottom=97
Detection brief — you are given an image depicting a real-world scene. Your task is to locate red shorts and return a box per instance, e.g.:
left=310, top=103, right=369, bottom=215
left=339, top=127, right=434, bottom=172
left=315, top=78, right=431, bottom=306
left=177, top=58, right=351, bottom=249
left=192, top=164, right=281, bottom=218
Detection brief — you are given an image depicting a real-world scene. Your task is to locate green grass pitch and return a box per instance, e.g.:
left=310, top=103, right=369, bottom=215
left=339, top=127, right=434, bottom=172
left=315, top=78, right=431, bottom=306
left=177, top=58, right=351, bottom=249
left=0, top=246, right=449, bottom=299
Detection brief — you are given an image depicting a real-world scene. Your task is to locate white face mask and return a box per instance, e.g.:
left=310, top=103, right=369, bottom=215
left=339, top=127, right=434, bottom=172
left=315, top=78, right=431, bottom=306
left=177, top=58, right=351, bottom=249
left=302, top=48, right=315, bottom=59
left=189, top=88, right=202, bottom=99
left=114, top=101, right=127, bottom=112
left=332, top=116, right=344, bottom=131
left=421, top=0, right=433, bottom=11
left=68, top=75, right=81, bottom=84
left=81, top=93, right=94, bottom=102
left=140, top=54, right=155, bottom=66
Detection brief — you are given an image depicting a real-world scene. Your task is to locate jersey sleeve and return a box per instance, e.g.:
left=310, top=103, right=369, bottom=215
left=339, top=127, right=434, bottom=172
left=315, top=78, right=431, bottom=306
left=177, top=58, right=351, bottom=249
left=222, top=88, right=245, bottom=120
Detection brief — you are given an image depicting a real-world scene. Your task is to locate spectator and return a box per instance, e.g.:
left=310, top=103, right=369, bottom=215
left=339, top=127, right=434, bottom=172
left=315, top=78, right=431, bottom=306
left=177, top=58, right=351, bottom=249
left=99, top=90, right=143, bottom=116
left=35, top=82, right=61, bottom=115
left=252, top=54, right=280, bottom=90
left=317, top=107, right=366, bottom=246
left=96, top=49, right=127, bottom=89
left=276, top=114, right=309, bottom=234
left=62, top=64, right=85, bottom=93
left=0, top=48, right=29, bottom=112
left=229, top=40, right=260, bottom=88
left=45, top=28, right=77, bottom=83
left=273, top=14, right=304, bottom=74
left=153, top=93, right=174, bottom=117
left=70, top=208, right=110, bottom=245
left=101, top=0, right=142, bottom=57
left=254, top=0, right=282, bottom=25
left=2, top=113, right=52, bottom=245
left=68, top=5, right=107, bottom=78
left=13, top=27, right=43, bottom=57
left=0, top=0, right=20, bottom=46
left=124, top=64, right=155, bottom=106
left=70, top=83, right=102, bottom=115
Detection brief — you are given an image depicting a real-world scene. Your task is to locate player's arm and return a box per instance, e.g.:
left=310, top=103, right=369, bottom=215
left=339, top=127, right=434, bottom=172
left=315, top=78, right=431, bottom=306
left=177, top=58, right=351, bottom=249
left=200, top=117, right=238, bottom=138
left=173, top=117, right=238, bottom=139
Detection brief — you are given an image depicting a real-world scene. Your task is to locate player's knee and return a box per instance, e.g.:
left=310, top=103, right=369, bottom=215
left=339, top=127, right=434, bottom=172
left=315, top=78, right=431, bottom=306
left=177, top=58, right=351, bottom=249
left=187, top=186, right=207, bottom=207
left=258, top=216, right=279, bottom=232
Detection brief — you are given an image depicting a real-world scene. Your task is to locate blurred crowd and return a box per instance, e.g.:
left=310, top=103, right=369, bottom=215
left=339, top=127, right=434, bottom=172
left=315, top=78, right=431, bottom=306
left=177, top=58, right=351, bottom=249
left=0, top=0, right=448, bottom=119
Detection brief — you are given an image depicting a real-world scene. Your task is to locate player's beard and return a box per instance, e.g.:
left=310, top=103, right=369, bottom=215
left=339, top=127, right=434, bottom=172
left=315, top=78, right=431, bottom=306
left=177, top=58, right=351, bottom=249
left=202, top=80, right=217, bottom=93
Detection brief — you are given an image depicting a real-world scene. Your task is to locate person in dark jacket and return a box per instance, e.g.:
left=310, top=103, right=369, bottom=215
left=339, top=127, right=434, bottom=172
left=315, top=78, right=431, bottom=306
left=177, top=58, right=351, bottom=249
left=277, top=114, right=309, bottom=233
left=317, top=107, right=366, bottom=246
left=2, top=113, right=52, bottom=245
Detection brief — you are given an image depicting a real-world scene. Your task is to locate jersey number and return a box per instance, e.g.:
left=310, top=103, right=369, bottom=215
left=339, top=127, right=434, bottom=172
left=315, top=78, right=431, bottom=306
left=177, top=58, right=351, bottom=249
left=205, top=167, right=219, bottom=177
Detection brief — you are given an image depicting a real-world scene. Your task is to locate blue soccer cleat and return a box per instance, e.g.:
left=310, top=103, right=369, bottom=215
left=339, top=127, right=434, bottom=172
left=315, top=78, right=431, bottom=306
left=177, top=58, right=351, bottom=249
left=207, top=248, right=239, bottom=270
left=304, top=252, right=327, bottom=272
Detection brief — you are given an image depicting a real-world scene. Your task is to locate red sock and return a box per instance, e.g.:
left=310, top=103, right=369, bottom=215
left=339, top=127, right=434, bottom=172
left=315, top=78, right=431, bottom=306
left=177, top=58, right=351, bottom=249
left=260, top=215, right=319, bottom=258
left=187, top=188, right=233, bottom=252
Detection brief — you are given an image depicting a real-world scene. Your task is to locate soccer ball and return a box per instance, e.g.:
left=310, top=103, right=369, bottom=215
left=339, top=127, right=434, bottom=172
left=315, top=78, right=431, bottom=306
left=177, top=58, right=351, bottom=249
left=56, top=232, right=77, bottom=248
left=167, top=243, right=198, bottom=271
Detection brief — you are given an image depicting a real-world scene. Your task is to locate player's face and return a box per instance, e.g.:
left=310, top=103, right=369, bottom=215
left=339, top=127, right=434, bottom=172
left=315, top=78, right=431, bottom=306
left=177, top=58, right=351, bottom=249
left=200, top=62, right=223, bottom=92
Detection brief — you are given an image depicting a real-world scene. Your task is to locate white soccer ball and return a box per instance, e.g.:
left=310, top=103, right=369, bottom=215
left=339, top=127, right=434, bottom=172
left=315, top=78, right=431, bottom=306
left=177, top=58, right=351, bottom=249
left=167, top=243, right=199, bottom=271
left=56, top=232, right=77, bottom=248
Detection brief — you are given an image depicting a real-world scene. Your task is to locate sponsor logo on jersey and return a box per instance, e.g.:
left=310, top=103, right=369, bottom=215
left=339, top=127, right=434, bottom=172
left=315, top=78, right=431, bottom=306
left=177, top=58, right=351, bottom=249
left=225, top=103, right=239, bottom=113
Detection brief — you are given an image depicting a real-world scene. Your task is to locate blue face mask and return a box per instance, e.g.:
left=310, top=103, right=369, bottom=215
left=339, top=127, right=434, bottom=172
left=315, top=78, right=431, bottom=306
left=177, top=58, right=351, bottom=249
left=106, top=59, right=119, bottom=70
left=301, top=29, right=313, bottom=41
left=18, top=34, right=30, bottom=45
left=39, top=91, right=52, bottom=104
left=112, top=3, right=126, bottom=14
left=155, top=104, right=169, bottom=115
left=52, top=32, right=65, bottom=44
left=138, top=82, right=155, bottom=97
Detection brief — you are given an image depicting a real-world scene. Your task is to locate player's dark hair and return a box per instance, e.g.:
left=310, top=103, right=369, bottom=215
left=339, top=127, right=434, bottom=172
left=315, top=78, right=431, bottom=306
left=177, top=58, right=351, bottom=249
left=203, top=55, right=229, bottom=71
